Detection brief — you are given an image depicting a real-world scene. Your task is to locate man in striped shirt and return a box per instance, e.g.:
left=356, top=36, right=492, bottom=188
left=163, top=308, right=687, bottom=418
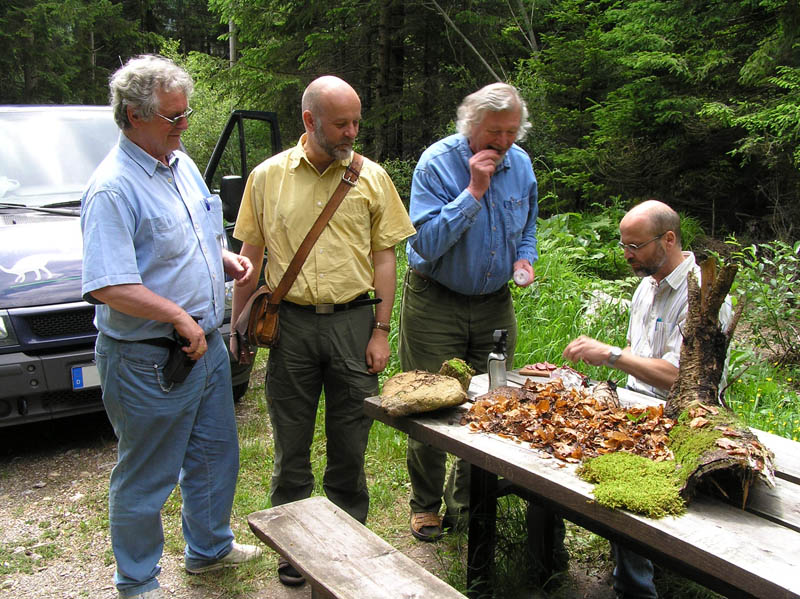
left=563, top=199, right=732, bottom=598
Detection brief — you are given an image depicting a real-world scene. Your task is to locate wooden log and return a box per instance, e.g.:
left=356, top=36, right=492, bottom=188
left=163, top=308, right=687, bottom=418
left=665, top=259, right=775, bottom=506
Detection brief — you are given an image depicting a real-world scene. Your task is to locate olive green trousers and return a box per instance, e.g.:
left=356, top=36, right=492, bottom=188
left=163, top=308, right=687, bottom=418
left=398, top=269, right=516, bottom=522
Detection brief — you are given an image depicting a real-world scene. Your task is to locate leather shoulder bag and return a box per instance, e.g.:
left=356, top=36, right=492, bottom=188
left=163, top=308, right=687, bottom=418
left=232, top=154, right=364, bottom=361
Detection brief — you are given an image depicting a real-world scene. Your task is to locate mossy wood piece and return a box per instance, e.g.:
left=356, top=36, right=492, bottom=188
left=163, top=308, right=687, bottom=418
left=380, top=370, right=467, bottom=417
left=665, top=259, right=775, bottom=507
left=438, top=358, right=476, bottom=392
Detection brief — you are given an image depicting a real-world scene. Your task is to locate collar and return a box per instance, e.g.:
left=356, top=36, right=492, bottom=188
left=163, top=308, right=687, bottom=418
left=290, top=133, right=352, bottom=173
left=119, top=133, right=177, bottom=177
left=650, top=251, right=696, bottom=290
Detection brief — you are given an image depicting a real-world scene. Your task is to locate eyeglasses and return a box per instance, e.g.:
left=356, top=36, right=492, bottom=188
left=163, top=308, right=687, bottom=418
left=618, top=233, right=664, bottom=252
left=154, top=107, right=194, bottom=125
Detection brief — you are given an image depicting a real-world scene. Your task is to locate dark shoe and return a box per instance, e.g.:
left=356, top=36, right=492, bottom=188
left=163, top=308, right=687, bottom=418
left=410, top=511, right=443, bottom=542
left=277, top=558, right=305, bottom=587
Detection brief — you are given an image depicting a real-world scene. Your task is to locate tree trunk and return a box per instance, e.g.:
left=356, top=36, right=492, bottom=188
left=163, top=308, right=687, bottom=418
left=665, top=260, right=775, bottom=507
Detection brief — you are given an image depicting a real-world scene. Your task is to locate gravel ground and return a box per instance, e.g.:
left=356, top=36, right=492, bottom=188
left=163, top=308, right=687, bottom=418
left=0, top=408, right=615, bottom=599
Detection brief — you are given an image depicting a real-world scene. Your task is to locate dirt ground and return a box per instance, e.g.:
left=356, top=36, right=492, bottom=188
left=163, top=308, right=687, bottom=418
left=0, top=408, right=616, bottom=599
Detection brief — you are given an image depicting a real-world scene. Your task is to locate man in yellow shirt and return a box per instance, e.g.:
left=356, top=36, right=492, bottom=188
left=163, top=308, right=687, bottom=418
left=231, top=75, right=415, bottom=587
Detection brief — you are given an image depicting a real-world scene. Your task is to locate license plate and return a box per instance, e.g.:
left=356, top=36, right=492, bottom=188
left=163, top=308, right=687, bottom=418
left=71, top=363, right=101, bottom=390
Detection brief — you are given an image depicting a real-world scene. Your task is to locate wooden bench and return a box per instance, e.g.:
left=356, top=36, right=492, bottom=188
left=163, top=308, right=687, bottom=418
left=248, top=496, right=467, bottom=599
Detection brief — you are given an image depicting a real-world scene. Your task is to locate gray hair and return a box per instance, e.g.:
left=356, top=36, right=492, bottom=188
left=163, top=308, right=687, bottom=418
left=456, top=83, right=531, bottom=141
left=110, top=55, right=194, bottom=129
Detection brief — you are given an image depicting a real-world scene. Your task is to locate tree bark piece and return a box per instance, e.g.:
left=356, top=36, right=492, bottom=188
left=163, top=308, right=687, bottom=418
left=665, top=259, right=775, bottom=506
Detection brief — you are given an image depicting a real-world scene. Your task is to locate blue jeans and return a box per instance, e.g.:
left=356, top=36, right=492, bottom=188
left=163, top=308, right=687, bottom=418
left=96, top=331, right=239, bottom=597
left=612, top=542, right=658, bottom=598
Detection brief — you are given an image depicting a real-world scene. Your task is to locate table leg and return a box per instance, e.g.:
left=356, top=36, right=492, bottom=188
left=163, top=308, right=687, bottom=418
left=467, top=464, right=497, bottom=599
left=526, top=501, right=558, bottom=585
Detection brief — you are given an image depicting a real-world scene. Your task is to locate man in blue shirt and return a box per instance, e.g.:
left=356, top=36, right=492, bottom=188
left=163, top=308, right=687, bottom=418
left=81, top=55, right=261, bottom=599
left=400, top=83, right=538, bottom=541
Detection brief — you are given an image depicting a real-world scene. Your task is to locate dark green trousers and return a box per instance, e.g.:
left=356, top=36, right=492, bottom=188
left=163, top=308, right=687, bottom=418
left=398, top=269, right=517, bottom=522
left=266, top=301, right=376, bottom=523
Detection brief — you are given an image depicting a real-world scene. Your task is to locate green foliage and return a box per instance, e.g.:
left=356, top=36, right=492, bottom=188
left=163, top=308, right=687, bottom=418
left=729, top=238, right=800, bottom=365
left=537, top=202, right=631, bottom=279
left=514, top=0, right=800, bottom=238
left=380, top=158, right=416, bottom=206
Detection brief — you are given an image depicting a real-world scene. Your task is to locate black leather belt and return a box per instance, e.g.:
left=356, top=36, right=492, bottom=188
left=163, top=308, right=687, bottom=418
left=286, top=293, right=381, bottom=314
left=117, top=333, right=211, bottom=348
left=410, top=269, right=508, bottom=298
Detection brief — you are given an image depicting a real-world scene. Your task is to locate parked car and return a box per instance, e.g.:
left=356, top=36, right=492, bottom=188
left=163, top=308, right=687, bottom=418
left=0, top=105, right=280, bottom=427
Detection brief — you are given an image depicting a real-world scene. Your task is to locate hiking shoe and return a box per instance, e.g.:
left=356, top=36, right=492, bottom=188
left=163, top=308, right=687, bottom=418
left=410, top=511, right=443, bottom=542
left=185, top=542, right=263, bottom=574
left=120, top=589, right=166, bottom=599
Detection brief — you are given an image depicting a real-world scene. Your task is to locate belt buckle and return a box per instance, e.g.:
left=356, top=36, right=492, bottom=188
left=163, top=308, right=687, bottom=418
left=315, top=304, right=334, bottom=314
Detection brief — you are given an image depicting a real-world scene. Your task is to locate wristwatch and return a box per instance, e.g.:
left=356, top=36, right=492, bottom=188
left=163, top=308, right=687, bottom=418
left=373, top=321, right=391, bottom=333
left=606, top=346, right=623, bottom=367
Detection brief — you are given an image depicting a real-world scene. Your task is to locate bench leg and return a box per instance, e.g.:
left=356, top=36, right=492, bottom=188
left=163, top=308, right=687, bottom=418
left=467, top=464, right=496, bottom=599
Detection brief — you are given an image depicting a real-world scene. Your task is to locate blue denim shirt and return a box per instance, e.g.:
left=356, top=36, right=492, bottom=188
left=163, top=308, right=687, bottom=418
left=406, top=133, right=538, bottom=295
left=81, top=134, right=226, bottom=340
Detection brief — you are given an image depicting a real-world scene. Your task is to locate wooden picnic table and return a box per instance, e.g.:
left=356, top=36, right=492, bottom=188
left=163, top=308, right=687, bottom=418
left=364, top=371, right=800, bottom=599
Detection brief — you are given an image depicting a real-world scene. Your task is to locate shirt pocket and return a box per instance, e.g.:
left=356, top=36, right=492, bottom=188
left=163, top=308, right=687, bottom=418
left=334, top=191, right=371, bottom=232
left=502, top=196, right=528, bottom=240
left=652, top=319, right=680, bottom=359
left=203, top=194, right=225, bottom=245
left=148, top=212, right=191, bottom=260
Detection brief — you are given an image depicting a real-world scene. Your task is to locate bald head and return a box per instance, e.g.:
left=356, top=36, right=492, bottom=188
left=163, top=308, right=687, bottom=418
left=621, top=200, right=681, bottom=246
left=302, top=76, right=360, bottom=118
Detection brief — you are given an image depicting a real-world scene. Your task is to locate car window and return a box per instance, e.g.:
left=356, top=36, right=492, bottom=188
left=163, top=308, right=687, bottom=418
left=0, top=109, right=119, bottom=207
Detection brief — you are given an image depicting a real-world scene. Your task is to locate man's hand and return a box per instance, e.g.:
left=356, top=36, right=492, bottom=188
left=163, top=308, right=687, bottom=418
left=513, top=258, right=535, bottom=287
left=223, top=250, right=255, bottom=285
left=173, top=312, right=207, bottom=360
left=562, top=335, right=615, bottom=367
left=467, top=149, right=501, bottom=200
left=366, top=330, right=390, bottom=374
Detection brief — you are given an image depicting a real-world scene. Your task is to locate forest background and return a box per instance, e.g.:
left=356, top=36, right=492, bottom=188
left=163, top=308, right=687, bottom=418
left=2, top=2, right=799, bottom=596
left=3, top=0, right=799, bottom=242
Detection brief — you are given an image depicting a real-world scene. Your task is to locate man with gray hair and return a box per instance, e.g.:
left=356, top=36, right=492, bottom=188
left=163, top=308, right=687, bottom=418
left=399, top=82, right=539, bottom=541
left=81, top=55, right=261, bottom=599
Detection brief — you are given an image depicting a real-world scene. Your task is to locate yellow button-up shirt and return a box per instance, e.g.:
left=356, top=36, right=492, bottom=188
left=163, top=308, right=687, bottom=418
left=234, top=135, right=415, bottom=305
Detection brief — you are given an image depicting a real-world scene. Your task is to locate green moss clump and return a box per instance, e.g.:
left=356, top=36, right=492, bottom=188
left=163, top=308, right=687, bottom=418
left=439, top=358, right=476, bottom=392
left=578, top=452, right=685, bottom=518
left=669, top=406, right=727, bottom=485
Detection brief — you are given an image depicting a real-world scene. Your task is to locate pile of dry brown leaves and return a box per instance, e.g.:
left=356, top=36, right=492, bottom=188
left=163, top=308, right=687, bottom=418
left=462, top=378, right=676, bottom=463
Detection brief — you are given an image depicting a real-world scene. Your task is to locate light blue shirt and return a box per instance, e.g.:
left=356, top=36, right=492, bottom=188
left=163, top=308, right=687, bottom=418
left=406, top=133, right=538, bottom=295
left=81, top=134, right=226, bottom=340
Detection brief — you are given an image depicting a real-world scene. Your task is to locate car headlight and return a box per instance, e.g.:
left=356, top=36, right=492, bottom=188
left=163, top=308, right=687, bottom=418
left=0, top=310, right=19, bottom=348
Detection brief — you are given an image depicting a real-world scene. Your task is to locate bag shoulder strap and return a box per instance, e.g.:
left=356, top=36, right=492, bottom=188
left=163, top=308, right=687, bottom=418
left=267, top=153, right=364, bottom=307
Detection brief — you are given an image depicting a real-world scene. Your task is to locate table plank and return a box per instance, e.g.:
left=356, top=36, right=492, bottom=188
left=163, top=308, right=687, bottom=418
left=365, top=391, right=800, bottom=599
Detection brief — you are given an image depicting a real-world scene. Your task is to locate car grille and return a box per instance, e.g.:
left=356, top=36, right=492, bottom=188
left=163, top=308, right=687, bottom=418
left=26, top=307, right=97, bottom=338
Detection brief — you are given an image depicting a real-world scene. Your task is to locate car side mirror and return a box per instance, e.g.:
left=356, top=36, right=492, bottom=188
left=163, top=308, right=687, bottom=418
left=220, top=175, right=244, bottom=223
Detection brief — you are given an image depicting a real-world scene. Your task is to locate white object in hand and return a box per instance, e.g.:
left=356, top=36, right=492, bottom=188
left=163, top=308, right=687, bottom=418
left=513, top=269, right=530, bottom=285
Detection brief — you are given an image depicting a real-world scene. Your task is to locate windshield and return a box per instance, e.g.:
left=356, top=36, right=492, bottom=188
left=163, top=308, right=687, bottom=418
left=0, top=108, right=119, bottom=207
